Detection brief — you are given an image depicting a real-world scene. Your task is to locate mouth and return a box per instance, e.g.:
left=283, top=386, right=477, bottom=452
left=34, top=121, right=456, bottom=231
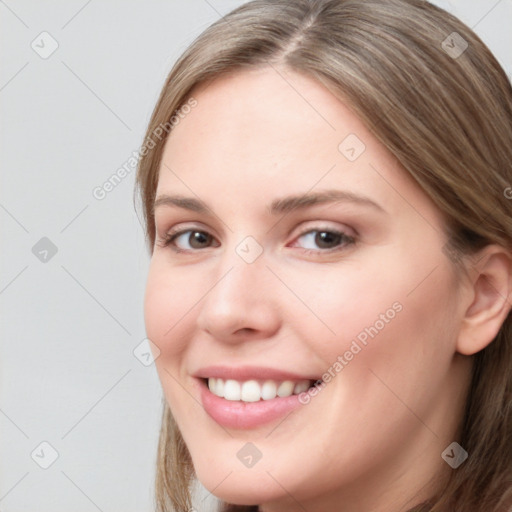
left=203, top=377, right=316, bottom=402
left=193, top=366, right=324, bottom=428
left=197, top=376, right=321, bottom=429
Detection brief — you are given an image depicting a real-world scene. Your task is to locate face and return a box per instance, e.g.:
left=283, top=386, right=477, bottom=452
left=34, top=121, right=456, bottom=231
left=144, top=67, right=471, bottom=511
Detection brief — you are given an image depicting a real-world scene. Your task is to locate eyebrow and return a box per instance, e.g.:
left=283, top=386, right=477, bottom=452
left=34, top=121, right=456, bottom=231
left=153, top=190, right=386, bottom=216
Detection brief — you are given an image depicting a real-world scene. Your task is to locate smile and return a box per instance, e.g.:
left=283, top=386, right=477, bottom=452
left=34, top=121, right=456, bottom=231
left=207, top=377, right=313, bottom=402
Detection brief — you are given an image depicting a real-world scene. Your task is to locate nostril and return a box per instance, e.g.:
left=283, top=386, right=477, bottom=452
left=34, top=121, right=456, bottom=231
left=235, top=327, right=258, bottom=335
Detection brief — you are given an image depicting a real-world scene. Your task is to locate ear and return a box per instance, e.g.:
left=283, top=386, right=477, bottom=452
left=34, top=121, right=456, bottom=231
left=457, top=245, right=512, bottom=355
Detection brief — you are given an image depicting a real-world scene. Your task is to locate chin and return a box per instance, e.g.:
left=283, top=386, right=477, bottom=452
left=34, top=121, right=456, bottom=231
left=195, top=466, right=286, bottom=505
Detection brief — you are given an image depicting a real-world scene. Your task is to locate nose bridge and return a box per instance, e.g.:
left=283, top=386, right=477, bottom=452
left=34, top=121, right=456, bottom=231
left=196, top=236, right=279, bottom=338
left=208, top=238, right=267, bottom=307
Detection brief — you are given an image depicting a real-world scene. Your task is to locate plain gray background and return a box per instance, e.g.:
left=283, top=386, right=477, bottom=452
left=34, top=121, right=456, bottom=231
left=1, top=1, right=511, bottom=511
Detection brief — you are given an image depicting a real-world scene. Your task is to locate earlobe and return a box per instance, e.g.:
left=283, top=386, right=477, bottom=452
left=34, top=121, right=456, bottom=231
left=456, top=245, right=512, bottom=356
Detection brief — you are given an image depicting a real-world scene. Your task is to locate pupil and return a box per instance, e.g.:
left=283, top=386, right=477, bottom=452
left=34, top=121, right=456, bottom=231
left=315, top=231, right=341, bottom=248
left=190, top=231, right=209, bottom=248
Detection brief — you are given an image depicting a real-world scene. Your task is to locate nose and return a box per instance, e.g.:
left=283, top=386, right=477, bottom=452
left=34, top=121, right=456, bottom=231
left=196, top=250, right=281, bottom=343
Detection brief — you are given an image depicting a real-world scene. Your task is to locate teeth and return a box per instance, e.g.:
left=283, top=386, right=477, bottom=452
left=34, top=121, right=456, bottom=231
left=277, top=381, right=294, bottom=397
left=241, top=380, right=260, bottom=402
left=207, top=377, right=313, bottom=402
left=293, top=380, right=310, bottom=394
left=224, top=379, right=241, bottom=401
left=261, top=380, right=277, bottom=400
left=214, top=378, right=224, bottom=398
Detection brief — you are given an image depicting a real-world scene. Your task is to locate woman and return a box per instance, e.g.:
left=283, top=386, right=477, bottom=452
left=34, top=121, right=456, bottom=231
left=135, top=0, right=512, bottom=510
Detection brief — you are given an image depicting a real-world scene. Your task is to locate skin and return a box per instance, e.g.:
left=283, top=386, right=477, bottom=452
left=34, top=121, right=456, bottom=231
left=144, top=66, right=512, bottom=511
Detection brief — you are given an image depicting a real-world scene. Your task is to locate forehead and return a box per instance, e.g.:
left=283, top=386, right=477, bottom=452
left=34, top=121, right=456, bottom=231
left=162, top=66, right=373, bottom=165
left=156, top=66, right=442, bottom=228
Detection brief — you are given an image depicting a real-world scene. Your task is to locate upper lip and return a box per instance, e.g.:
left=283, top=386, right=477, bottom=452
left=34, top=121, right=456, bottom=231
left=193, top=365, right=320, bottom=382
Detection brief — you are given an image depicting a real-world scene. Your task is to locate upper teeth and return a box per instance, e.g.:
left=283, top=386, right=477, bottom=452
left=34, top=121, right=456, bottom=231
left=208, top=378, right=312, bottom=402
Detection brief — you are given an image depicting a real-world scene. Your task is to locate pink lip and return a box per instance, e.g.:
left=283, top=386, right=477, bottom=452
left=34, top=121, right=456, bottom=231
left=193, top=365, right=321, bottom=429
left=193, top=365, right=319, bottom=382
left=197, top=378, right=305, bottom=429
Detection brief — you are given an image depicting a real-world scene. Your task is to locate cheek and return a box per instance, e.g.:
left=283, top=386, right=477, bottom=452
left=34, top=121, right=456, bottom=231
left=279, top=262, right=405, bottom=360
left=143, top=259, right=194, bottom=358
left=144, top=261, right=199, bottom=415
left=282, top=251, right=457, bottom=376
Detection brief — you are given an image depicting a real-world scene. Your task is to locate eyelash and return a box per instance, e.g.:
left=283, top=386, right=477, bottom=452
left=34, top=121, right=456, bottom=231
left=156, top=226, right=356, bottom=255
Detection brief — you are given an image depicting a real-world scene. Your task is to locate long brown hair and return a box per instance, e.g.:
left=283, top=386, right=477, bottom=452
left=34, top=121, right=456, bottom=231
left=135, top=1, right=512, bottom=510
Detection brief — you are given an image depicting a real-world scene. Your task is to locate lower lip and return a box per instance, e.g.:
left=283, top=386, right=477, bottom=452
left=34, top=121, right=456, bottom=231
left=198, top=379, right=304, bottom=429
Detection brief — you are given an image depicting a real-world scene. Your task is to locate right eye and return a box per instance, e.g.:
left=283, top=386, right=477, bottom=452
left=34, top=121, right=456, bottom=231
left=157, top=229, right=220, bottom=252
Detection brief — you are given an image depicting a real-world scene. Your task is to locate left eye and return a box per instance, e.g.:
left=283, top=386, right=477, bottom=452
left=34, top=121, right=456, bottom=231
left=292, top=229, right=354, bottom=251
